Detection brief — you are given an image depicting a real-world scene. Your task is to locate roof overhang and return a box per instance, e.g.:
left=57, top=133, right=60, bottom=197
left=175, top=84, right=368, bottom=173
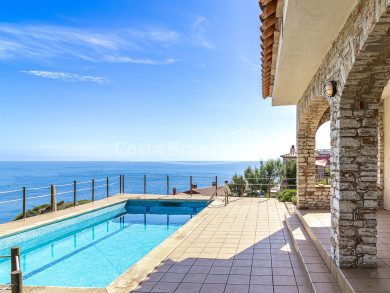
left=269, top=0, right=358, bottom=106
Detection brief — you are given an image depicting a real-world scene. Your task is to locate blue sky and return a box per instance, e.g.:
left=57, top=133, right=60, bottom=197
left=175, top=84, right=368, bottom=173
left=0, top=0, right=330, bottom=161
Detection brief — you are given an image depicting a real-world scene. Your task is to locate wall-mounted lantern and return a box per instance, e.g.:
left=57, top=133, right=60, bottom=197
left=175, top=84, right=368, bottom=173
left=324, top=81, right=337, bottom=97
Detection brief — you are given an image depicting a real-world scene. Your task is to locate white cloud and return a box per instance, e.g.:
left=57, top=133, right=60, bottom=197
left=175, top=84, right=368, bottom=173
left=104, top=55, right=177, bottom=65
left=0, top=23, right=178, bottom=65
left=239, top=54, right=259, bottom=69
left=21, top=70, right=110, bottom=84
left=192, top=16, right=215, bottom=49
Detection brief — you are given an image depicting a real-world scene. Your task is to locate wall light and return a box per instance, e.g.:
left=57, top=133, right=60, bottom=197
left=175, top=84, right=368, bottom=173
left=324, top=81, right=337, bottom=97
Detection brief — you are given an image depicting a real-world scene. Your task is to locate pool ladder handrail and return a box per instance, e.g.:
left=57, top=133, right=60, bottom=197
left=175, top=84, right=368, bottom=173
left=206, top=186, right=229, bottom=206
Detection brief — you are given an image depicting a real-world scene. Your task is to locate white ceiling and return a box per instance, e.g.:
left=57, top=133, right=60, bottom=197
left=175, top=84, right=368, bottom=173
left=272, top=0, right=358, bottom=106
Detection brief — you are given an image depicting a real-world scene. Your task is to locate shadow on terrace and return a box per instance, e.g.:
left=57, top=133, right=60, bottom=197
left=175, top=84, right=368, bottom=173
left=132, top=197, right=310, bottom=293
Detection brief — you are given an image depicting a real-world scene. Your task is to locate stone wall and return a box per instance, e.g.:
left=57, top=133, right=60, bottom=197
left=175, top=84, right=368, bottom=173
left=301, top=185, right=331, bottom=209
left=295, top=0, right=390, bottom=268
left=297, top=97, right=329, bottom=210
left=378, top=100, right=384, bottom=208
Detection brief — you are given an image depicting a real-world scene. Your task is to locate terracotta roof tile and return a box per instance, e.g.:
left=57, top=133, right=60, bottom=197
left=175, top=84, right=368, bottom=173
left=259, top=0, right=280, bottom=99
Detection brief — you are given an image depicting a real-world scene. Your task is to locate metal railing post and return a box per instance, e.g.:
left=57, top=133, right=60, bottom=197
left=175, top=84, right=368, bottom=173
left=11, top=270, right=22, bottom=293
left=268, top=176, right=271, bottom=198
left=167, top=175, right=169, bottom=195
left=190, top=176, right=193, bottom=196
left=74, top=181, right=77, bottom=207
left=107, top=177, right=109, bottom=198
left=215, top=176, right=218, bottom=190
left=144, top=175, right=146, bottom=194
left=22, top=187, right=26, bottom=219
left=10, top=247, right=20, bottom=272
left=226, top=190, right=229, bottom=205
left=92, top=179, right=95, bottom=202
left=51, top=185, right=56, bottom=212
left=241, top=177, right=243, bottom=197
left=119, top=175, right=122, bottom=194
left=122, top=175, right=125, bottom=193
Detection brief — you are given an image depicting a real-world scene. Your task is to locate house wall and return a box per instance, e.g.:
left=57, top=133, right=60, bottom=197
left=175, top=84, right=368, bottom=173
left=306, top=185, right=331, bottom=209
left=294, top=0, right=390, bottom=268
left=384, top=98, right=390, bottom=210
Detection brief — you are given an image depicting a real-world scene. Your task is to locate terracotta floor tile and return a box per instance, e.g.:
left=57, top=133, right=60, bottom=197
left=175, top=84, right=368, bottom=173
left=204, top=274, right=229, bottom=284
left=233, top=259, right=253, bottom=267
left=273, top=275, right=296, bottom=286
left=227, top=274, right=250, bottom=285
left=194, top=259, right=214, bottom=266
left=251, top=260, right=271, bottom=267
left=272, top=267, right=294, bottom=276
left=182, top=273, right=208, bottom=283
left=295, top=275, right=307, bottom=286
left=312, top=282, right=341, bottom=293
left=250, top=275, right=273, bottom=285
left=168, top=265, right=191, bottom=274
left=174, top=282, right=202, bottom=293
left=150, top=281, right=180, bottom=293
left=249, top=284, right=273, bottom=293
left=209, top=266, right=231, bottom=275
left=199, top=283, right=226, bottom=293
left=273, top=285, right=299, bottom=293
left=377, top=278, right=390, bottom=291
left=160, top=272, right=186, bottom=283
left=251, top=267, right=273, bottom=276
left=309, top=272, right=335, bottom=283
left=213, top=259, right=234, bottom=267
left=134, top=281, right=157, bottom=293
left=230, top=266, right=251, bottom=275
left=224, top=284, right=250, bottom=293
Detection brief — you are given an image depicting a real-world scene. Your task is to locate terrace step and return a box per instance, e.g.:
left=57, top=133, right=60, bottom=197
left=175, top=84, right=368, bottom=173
left=295, top=209, right=372, bottom=293
left=285, top=213, right=342, bottom=293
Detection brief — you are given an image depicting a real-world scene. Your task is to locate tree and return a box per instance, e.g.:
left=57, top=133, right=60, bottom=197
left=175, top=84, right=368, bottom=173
left=283, top=160, right=297, bottom=190
left=242, top=159, right=284, bottom=196
left=228, top=173, right=246, bottom=197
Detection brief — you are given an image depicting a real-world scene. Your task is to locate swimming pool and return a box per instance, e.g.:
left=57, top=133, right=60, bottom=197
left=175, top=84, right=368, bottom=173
left=0, top=199, right=207, bottom=287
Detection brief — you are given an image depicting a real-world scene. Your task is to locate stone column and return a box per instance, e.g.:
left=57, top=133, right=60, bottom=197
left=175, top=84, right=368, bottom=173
left=330, top=98, right=379, bottom=268
left=297, top=135, right=316, bottom=209
left=378, top=100, right=384, bottom=208
left=297, top=99, right=329, bottom=209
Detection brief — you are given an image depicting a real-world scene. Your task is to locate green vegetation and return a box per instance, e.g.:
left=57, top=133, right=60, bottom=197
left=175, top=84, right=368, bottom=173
left=229, top=159, right=284, bottom=197
left=276, top=189, right=297, bottom=205
left=228, top=159, right=297, bottom=205
left=228, top=174, right=246, bottom=197
left=14, top=199, right=91, bottom=221
left=285, top=160, right=296, bottom=188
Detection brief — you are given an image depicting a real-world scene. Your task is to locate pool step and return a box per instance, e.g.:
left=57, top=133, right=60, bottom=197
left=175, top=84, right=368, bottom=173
left=285, top=213, right=342, bottom=293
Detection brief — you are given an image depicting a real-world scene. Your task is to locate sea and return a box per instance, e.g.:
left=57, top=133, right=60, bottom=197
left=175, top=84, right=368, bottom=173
left=0, top=161, right=257, bottom=224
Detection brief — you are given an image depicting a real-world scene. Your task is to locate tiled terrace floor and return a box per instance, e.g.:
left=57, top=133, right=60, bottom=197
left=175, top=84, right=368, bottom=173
left=133, top=198, right=310, bottom=293
left=299, top=209, right=390, bottom=292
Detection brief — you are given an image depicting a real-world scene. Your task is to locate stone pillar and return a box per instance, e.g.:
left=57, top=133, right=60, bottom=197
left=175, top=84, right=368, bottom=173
left=297, top=135, right=316, bottom=209
left=378, top=100, right=384, bottom=208
left=297, top=98, right=329, bottom=209
left=330, top=98, right=379, bottom=268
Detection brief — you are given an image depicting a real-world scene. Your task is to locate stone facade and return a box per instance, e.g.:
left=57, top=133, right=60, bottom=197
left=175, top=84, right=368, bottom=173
left=297, top=96, right=330, bottom=210
left=378, top=100, right=384, bottom=208
left=301, top=185, right=331, bottom=209
left=295, top=1, right=390, bottom=268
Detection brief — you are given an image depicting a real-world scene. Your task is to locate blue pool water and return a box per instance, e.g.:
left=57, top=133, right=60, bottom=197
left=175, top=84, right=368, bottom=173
left=0, top=199, right=207, bottom=287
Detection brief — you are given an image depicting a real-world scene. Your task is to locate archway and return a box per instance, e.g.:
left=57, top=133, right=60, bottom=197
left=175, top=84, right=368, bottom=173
left=296, top=96, right=330, bottom=209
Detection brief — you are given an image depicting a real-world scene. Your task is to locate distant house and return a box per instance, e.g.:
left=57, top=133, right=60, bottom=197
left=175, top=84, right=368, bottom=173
left=280, top=145, right=330, bottom=180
